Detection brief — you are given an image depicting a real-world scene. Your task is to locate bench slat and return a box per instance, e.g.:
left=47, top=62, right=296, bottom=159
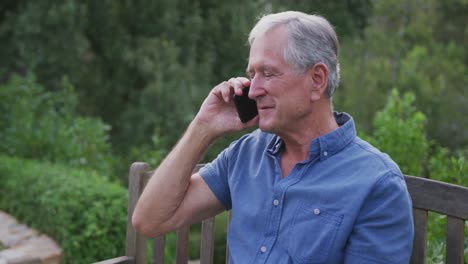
left=446, top=216, right=465, bottom=264
left=409, top=208, right=427, bottom=264
left=405, top=175, right=468, bottom=219
left=200, top=217, right=216, bottom=264
left=127, top=162, right=150, bottom=264
left=175, top=225, right=190, bottom=264
left=153, top=236, right=165, bottom=264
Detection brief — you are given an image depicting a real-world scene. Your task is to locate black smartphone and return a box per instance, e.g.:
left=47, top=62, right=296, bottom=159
left=233, top=86, right=258, bottom=123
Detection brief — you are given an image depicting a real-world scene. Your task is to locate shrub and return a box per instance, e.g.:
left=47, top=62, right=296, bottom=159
left=430, top=147, right=468, bottom=187
left=0, top=155, right=127, bottom=263
left=364, top=89, right=468, bottom=261
left=0, top=74, right=114, bottom=177
left=363, top=89, right=429, bottom=176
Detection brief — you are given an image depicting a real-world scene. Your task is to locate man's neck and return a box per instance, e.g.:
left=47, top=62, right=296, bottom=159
left=279, top=110, right=338, bottom=169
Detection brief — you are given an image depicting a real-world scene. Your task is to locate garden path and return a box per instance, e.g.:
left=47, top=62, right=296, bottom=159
left=0, top=211, right=62, bottom=264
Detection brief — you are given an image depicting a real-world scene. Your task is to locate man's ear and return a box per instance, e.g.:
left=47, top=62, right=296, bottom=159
left=309, top=63, right=329, bottom=101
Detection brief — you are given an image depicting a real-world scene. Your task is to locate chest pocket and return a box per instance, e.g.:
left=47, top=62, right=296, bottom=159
left=287, top=202, right=343, bottom=263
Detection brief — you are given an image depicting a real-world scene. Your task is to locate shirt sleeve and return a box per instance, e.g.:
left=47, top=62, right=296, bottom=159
left=344, top=172, right=414, bottom=264
left=199, top=147, right=233, bottom=210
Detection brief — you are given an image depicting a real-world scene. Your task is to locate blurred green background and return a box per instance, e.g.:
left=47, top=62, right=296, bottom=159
left=0, top=0, right=467, bottom=263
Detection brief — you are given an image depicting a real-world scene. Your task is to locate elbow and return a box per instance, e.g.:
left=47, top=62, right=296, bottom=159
left=132, top=210, right=177, bottom=238
left=132, top=211, right=161, bottom=238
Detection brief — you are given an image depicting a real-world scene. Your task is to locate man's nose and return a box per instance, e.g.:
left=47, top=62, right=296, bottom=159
left=248, top=77, right=264, bottom=99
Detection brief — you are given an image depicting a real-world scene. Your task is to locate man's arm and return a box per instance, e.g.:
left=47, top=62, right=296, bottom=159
left=132, top=121, right=222, bottom=237
left=132, top=77, right=256, bottom=237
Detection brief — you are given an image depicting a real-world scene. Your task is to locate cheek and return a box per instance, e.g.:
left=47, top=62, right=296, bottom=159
left=284, top=91, right=311, bottom=115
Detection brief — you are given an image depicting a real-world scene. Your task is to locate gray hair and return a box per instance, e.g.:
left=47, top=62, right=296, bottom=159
left=248, top=11, right=340, bottom=98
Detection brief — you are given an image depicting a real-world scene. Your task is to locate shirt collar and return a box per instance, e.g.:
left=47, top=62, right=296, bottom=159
left=315, top=112, right=356, bottom=161
left=266, top=112, right=356, bottom=160
left=267, top=134, right=283, bottom=155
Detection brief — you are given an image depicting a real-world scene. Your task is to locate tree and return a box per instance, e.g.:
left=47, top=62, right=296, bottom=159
left=337, top=0, right=468, bottom=150
left=0, top=0, right=374, bottom=157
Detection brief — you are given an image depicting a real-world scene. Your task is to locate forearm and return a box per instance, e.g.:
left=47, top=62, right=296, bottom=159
left=132, top=78, right=255, bottom=236
left=132, top=120, right=217, bottom=235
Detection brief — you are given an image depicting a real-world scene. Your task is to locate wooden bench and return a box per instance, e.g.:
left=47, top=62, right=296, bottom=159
left=96, top=162, right=468, bottom=264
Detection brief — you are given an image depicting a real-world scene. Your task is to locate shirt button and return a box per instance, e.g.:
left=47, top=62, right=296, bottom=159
left=273, top=199, right=280, bottom=206
left=260, top=246, right=267, bottom=253
left=314, top=208, right=321, bottom=215
left=323, top=151, right=328, bottom=156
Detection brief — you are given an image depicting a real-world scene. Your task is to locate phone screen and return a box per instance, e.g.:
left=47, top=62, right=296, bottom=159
left=233, top=87, right=258, bottom=123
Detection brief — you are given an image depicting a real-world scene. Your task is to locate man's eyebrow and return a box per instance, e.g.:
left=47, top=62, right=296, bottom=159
left=246, top=65, right=275, bottom=75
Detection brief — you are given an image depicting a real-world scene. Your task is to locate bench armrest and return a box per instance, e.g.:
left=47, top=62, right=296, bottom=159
left=93, top=256, right=134, bottom=264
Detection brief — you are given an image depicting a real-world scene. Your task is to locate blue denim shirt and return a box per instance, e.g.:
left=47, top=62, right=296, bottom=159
left=200, top=112, right=414, bottom=263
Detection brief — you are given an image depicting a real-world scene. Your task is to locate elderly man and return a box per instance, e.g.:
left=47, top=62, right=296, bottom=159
left=132, top=11, right=414, bottom=263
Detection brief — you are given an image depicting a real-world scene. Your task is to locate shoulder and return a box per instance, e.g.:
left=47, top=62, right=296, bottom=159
left=201, top=129, right=274, bottom=174
left=344, top=136, right=404, bottom=183
left=237, top=129, right=275, bottom=146
left=224, top=129, right=276, bottom=158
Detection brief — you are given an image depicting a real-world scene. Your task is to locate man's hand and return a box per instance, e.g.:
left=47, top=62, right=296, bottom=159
left=194, top=77, right=259, bottom=139
left=132, top=78, right=256, bottom=237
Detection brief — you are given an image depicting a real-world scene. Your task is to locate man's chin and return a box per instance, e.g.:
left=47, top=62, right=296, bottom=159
left=258, top=121, right=276, bottom=134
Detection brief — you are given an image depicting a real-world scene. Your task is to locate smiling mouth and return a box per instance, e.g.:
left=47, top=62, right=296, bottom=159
left=258, top=107, right=273, bottom=115
left=259, top=106, right=273, bottom=110
left=257, top=103, right=273, bottom=109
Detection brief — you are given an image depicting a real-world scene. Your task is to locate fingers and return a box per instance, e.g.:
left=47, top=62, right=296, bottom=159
left=229, top=77, right=250, bottom=96
left=215, top=77, right=251, bottom=103
left=218, top=81, right=232, bottom=103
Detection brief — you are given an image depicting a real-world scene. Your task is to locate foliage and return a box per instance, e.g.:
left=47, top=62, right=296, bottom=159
left=364, top=89, right=468, bottom=262
left=270, top=0, right=371, bottom=38
left=363, top=89, right=429, bottom=176
left=0, top=155, right=127, bottom=263
left=337, top=0, right=468, bottom=150
left=0, top=0, right=375, bottom=166
left=430, top=147, right=468, bottom=187
left=114, top=131, right=170, bottom=185
left=0, top=74, right=114, bottom=176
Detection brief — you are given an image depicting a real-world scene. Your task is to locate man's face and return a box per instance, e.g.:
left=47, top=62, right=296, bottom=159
left=247, top=26, right=313, bottom=134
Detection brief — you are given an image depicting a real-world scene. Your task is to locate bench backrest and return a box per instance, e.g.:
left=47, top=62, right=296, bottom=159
left=405, top=175, right=468, bottom=263
left=124, top=162, right=468, bottom=264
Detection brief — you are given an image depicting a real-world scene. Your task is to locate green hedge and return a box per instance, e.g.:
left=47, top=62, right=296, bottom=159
left=0, top=155, right=127, bottom=263
left=0, top=74, right=115, bottom=178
